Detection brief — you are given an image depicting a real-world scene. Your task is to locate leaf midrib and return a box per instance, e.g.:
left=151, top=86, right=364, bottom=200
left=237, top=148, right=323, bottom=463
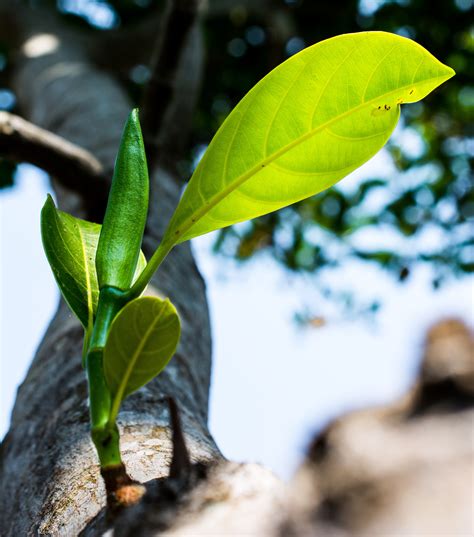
left=172, top=73, right=449, bottom=243
left=49, top=209, right=91, bottom=324
left=77, top=224, right=94, bottom=332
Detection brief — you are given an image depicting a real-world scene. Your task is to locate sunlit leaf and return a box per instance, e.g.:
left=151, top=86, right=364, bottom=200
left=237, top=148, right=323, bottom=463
left=161, top=31, right=454, bottom=246
left=104, top=296, right=180, bottom=419
left=41, top=195, right=146, bottom=329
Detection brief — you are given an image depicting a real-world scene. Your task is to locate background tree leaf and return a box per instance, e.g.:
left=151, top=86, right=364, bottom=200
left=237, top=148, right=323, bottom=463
left=41, top=195, right=146, bottom=329
left=104, top=296, right=180, bottom=419
left=161, top=31, right=454, bottom=247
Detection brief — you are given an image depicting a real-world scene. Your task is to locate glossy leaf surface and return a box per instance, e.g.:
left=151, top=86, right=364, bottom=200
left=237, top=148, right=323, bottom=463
left=41, top=196, right=146, bottom=329
left=104, top=296, right=180, bottom=417
left=96, top=109, right=149, bottom=290
left=162, top=31, right=454, bottom=246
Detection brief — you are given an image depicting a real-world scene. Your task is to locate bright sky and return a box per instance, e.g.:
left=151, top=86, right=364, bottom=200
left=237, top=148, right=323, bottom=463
left=1, top=162, right=472, bottom=480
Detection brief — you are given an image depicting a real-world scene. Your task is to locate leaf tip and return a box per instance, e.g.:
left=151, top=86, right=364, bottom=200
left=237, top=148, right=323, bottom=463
left=445, top=64, right=456, bottom=81
left=129, top=108, right=142, bottom=130
left=41, top=194, right=57, bottom=221
left=121, top=108, right=144, bottom=148
left=44, top=193, right=55, bottom=207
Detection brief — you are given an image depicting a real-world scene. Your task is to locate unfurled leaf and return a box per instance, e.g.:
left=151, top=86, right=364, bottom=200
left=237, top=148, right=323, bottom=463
left=160, top=31, right=454, bottom=247
left=41, top=195, right=101, bottom=329
left=96, top=108, right=149, bottom=291
left=104, top=296, right=180, bottom=420
left=41, top=195, right=146, bottom=329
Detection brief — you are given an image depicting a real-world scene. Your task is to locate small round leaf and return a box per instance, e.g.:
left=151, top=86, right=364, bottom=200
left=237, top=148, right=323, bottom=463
left=104, top=296, right=180, bottom=414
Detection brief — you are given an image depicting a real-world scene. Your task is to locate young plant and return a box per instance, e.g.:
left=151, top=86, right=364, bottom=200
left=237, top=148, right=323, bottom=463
left=41, top=32, right=453, bottom=485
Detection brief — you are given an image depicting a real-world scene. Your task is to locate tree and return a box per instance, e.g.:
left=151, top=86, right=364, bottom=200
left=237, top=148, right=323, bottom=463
left=0, top=1, right=471, bottom=535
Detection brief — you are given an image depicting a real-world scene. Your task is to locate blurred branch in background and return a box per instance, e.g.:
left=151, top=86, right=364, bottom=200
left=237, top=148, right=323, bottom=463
left=140, top=0, right=202, bottom=151
left=285, top=318, right=474, bottom=535
left=0, top=111, right=106, bottom=196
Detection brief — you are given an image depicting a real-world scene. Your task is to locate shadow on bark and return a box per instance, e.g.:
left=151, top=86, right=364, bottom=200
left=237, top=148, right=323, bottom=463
left=80, top=462, right=211, bottom=536
left=81, top=396, right=213, bottom=536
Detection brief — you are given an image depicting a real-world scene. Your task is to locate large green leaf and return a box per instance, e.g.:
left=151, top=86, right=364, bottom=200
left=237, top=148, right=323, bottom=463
left=161, top=31, right=454, bottom=246
left=41, top=195, right=147, bottom=329
left=104, top=296, right=180, bottom=420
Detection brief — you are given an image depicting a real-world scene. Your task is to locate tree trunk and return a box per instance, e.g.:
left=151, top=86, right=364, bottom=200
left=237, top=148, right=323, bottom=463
left=0, top=3, right=224, bottom=534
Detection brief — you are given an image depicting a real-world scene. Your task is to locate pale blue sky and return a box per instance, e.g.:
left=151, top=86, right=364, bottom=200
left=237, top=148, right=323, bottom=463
left=1, top=159, right=473, bottom=479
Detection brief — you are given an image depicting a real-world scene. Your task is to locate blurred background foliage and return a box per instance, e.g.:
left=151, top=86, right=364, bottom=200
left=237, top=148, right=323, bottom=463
left=1, top=0, right=472, bottom=306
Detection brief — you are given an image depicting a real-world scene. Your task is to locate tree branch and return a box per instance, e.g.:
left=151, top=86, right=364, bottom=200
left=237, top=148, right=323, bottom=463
left=140, top=0, right=203, bottom=169
left=0, top=111, right=108, bottom=207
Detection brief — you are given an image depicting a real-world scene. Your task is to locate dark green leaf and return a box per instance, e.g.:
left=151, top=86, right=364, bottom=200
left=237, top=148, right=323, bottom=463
left=96, top=108, right=149, bottom=290
left=104, top=296, right=180, bottom=421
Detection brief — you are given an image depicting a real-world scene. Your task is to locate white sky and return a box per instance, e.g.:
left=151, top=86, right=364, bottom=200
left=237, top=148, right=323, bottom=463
left=1, top=162, right=472, bottom=480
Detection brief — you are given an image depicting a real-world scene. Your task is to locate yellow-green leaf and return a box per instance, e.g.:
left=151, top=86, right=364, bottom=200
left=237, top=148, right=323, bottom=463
left=104, top=296, right=180, bottom=421
left=161, top=31, right=454, bottom=246
left=41, top=195, right=146, bottom=329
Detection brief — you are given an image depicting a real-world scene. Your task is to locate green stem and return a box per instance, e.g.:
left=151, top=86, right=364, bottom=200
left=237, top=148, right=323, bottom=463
left=86, top=287, right=127, bottom=468
left=81, top=327, right=91, bottom=368
left=91, top=421, right=122, bottom=469
left=86, top=348, right=111, bottom=430
left=127, top=240, right=173, bottom=300
left=89, top=287, right=126, bottom=351
left=85, top=238, right=173, bottom=468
